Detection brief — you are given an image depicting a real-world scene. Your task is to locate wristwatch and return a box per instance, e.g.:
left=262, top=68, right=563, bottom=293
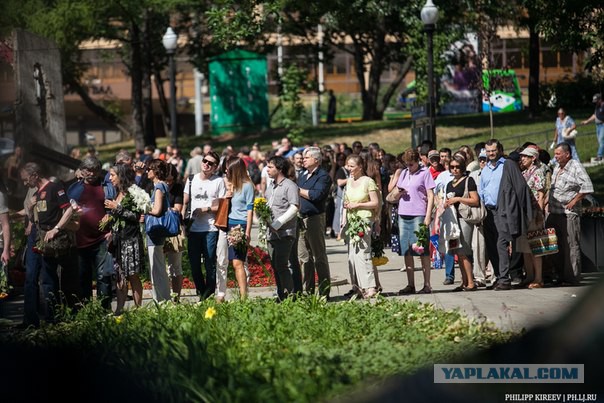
left=54, top=225, right=61, bottom=231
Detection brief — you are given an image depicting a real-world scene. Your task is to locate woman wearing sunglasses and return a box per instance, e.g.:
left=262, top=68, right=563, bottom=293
left=442, top=154, right=480, bottom=291
left=182, top=151, right=226, bottom=300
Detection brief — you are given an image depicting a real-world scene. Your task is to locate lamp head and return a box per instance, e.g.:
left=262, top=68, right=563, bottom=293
left=421, top=0, right=439, bottom=26
left=162, top=27, right=178, bottom=54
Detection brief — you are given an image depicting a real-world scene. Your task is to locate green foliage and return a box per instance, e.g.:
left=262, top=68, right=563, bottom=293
left=1, top=298, right=514, bottom=401
left=539, top=75, right=604, bottom=110
left=273, top=64, right=312, bottom=144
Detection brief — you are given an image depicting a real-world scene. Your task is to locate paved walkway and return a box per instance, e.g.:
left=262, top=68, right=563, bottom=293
left=1, top=228, right=600, bottom=332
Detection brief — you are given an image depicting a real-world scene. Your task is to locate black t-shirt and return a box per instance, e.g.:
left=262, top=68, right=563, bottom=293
left=446, top=176, right=477, bottom=211
left=335, top=167, right=348, bottom=189
left=35, top=181, right=70, bottom=228
left=595, top=103, right=604, bottom=122
left=168, top=182, right=184, bottom=207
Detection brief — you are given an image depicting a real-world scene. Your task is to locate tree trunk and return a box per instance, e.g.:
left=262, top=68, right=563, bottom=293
left=153, top=66, right=170, bottom=139
left=528, top=20, right=540, bottom=118
left=352, top=40, right=370, bottom=120
left=141, top=10, right=156, bottom=148
left=379, top=56, right=413, bottom=118
left=66, top=78, right=132, bottom=137
left=129, top=24, right=145, bottom=152
left=366, top=34, right=385, bottom=120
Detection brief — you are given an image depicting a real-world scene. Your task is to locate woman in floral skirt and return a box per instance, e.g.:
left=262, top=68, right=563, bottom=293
left=104, top=163, right=147, bottom=314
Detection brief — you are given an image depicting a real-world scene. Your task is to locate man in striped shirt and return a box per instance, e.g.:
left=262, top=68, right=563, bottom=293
left=547, top=142, right=594, bottom=285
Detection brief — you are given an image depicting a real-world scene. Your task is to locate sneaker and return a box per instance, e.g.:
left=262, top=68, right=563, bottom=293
left=443, top=278, right=454, bottom=285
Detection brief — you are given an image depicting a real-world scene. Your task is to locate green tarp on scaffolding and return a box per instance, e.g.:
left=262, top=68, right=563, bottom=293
left=209, top=49, right=269, bottom=135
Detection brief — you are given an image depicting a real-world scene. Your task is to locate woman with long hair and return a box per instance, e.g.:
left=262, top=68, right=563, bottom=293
left=396, top=148, right=435, bottom=294
left=343, top=155, right=381, bottom=298
left=145, top=159, right=171, bottom=302
left=104, top=163, right=144, bottom=314
left=225, top=157, right=254, bottom=298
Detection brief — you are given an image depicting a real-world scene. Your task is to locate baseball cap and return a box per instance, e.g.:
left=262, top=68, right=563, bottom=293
left=520, top=146, right=539, bottom=159
left=593, top=93, right=602, bottom=103
left=478, top=149, right=487, bottom=159
left=428, top=150, right=440, bottom=160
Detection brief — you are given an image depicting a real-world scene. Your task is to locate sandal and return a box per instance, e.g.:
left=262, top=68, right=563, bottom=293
left=416, top=286, right=432, bottom=294
left=463, top=285, right=478, bottom=292
left=452, top=286, right=464, bottom=292
left=528, top=282, right=544, bottom=289
left=364, top=287, right=378, bottom=299
left=398, top=285, right=415, bottom=295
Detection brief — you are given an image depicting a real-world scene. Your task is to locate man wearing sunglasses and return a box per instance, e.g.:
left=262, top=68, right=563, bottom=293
left=182, top=151, right=226, bottom=299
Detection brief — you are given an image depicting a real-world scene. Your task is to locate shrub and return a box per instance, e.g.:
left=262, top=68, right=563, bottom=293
left=0, top=298, right=515, bottom=402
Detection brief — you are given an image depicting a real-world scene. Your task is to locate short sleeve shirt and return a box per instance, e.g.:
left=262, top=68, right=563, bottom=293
left=266, top=177, right=299, bottom=239
left=35, top=181, right=69, bottom=228
left=550, top=159, right=594, bottom=215
left=396, top=167, right=436, bottom=216
left=556, top=116, right=576, bottom=144
left=522, top=164, right=545, bottom=209
left=345, top=177, right=378, bottom=220
left=185, top=174, right=226, bottom=232
left=446, top=176, right=477, bottom=211
left=229, top=182, right=255, bottom=224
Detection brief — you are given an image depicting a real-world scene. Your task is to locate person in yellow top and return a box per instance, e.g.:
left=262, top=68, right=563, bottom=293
left=343, top=154, right=381, bottom=299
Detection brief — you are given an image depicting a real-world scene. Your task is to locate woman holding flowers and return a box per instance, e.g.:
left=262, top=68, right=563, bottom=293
left=145, top=159, right=172, bottom=302
left=396, top=148, right=435, bottom=295
left=225, top=157, right=254, bottom=298
left=343, top=154, right=380, bottom=299
left=442, top=154, right=478, bottom=291
left=104, top=163, right=148, bottom=314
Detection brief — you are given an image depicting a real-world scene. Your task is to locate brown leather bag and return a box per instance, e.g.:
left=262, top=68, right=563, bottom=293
left=214, top=198, right=230, bottom=230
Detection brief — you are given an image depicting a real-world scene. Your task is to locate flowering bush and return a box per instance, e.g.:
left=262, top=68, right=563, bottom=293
left=100, top=185, right=150, bottom=232
left=412, top=223, right=429, bottom=254
left=344, top=211, right=370, bottom=245
left=254, top=197, right=272, bottom=250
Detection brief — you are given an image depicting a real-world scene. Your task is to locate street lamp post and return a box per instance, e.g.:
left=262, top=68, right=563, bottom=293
left=163, top=27, right=178, bottom=147
left=421, top=0, right=438, bottom=148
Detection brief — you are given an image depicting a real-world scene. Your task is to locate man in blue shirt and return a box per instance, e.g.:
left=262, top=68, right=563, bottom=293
left=297, top=147, right=333, bottom=298
left=480, top=139, right=509, bottom=290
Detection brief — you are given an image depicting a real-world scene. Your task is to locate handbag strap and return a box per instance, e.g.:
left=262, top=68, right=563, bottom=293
left=186, top=175, right=193, bottom=219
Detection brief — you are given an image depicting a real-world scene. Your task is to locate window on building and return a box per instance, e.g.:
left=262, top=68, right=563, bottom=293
left=559, top=51, right=573, bottom=68
left=506, top=51, right=523, bottom=69
left=542, top=50, right=557, bottom=68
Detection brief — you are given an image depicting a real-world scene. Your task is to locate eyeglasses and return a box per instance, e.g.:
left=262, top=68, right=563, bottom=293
left=450, top=165, right=461, bottom=170
left=202, top=159, right=216, bottom=167
left=479, top=158, right=487, bottom=162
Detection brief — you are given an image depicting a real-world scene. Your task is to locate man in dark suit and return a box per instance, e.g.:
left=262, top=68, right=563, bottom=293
left=297, top=147, right=333, bottom=297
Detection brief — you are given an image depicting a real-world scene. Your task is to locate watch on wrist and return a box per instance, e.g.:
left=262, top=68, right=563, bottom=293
left=54, top=226, right=61, bottom=231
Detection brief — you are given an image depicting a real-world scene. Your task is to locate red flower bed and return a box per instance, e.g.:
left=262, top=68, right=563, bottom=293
left=142, top=246, right=276, bottom=291
left=227, top=245, right=275, bottom=288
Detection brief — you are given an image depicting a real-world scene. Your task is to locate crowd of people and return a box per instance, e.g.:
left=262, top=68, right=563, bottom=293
left=2, top=119, right=598, bottom=326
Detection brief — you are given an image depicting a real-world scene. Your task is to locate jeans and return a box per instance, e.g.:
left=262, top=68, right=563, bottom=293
left=40, top=250, right=79, bottom=323
left=78, top=240, right=113, bottom=310
left=188, top=231, right=218, bottom=298
left=444, top=253, right=455, bottom=281
left=24, top=229, right=43, bottom=327
left=597, top=123, right=604, bottom=158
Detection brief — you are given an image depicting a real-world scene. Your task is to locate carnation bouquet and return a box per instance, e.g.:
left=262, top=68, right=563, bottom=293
left=100, top=185, right=151, bottom=232
left=253, top=197, right=272, bottom=250
left=412, top=223, right=429, bottom=254
left=344, top=211, right=370, bottom=246
left=227, top=225, right=248, bottom=253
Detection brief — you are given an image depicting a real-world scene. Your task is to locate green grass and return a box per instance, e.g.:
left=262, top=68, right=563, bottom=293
left=0, top=298, right=515, bottom=402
